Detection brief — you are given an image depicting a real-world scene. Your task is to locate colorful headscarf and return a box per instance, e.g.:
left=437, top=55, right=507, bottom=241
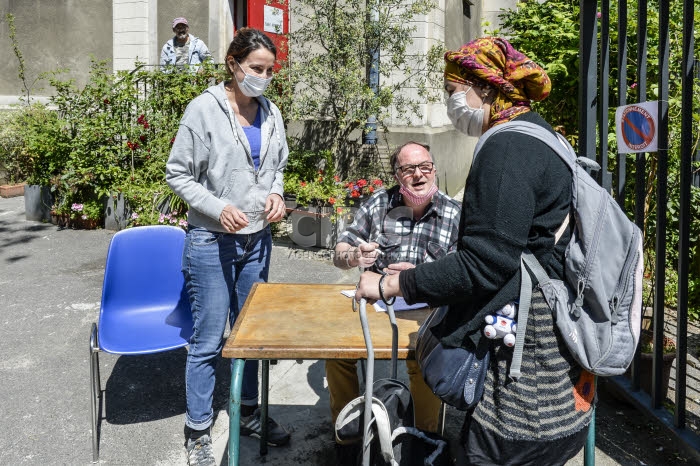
left=444, top=37, right=551, bottom=126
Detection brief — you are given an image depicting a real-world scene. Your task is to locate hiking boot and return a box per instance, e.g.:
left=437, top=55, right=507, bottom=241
left=240, top=408, right=291, bottom=446
left=185, top=434, right=216, bottom=466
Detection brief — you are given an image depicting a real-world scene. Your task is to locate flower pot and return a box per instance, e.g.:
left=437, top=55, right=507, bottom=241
left=50, top=210, right=70, bottom=228
left=289, top=205, right=354, bottom=249
left=70, top=216, right=101, bottom=230
left=24, top=185, right=53, bottom=222
left=284, top=194, right=298, bottom=211
left=626, top=352, right=677, bottom=400
left=625, top=330, right=677, bottom=400
left=104, top=192, right=130, bottom=231
left=0, top=182, right=26, bottom=198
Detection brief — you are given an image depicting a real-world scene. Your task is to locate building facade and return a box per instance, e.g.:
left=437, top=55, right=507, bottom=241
left=0, top=0, right=518, bottom=195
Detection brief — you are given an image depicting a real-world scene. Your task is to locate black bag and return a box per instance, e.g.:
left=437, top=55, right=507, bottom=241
left=335, top=299, right=451, bottom=466
left=335, top=378, right=451, bottom=466
left=415, top=305, right=490, bottom=411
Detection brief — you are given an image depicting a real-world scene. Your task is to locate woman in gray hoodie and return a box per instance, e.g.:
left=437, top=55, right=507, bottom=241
left=166, top=28, right=289, bottom=466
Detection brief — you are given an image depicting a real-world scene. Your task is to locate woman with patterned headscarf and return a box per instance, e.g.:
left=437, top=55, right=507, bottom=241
left=355, top=37, right=590, bottom=464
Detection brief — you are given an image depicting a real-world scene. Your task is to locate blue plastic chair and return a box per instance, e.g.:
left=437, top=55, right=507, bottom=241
left=89, top=225, right=193, bottom=462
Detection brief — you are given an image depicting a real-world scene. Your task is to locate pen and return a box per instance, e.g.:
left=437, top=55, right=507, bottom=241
left=357, top=238, right=384, bottom=256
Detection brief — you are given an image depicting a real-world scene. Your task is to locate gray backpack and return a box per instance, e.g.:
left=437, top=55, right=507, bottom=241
left=473, top=121, right=644, bottom=378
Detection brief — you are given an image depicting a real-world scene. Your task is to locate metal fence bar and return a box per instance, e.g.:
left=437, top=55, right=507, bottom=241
left=615, top=0, right=628, bottom=207
left=675, top=0, right=695, bottom=430
left=632, top=0, right=648, bottom=394
left=652, top=0, right=670, bottom=411
left=598, top=0, right=612, bottom=191
left=579, top=0, right=598, bottom=160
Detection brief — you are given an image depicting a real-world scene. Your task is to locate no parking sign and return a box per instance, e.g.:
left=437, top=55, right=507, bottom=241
left=615, top=101, right=658, bottom=153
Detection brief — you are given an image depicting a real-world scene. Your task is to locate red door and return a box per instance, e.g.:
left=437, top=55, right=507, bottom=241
left=238, top=0, right=289, bottom=66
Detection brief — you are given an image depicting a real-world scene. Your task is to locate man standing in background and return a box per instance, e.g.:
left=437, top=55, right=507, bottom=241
left=160, top=17, right=211, bottom=71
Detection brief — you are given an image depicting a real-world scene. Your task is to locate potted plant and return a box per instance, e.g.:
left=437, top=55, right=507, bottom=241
left=11, top=104, right=70, bottom=221
left=638, top=329, right=677, bottom=399
left=626, top=323, right=677, bottom=400
left=68, top=200, right=104, bottom=229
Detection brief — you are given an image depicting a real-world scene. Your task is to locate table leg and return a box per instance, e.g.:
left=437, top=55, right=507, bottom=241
left=584, top=403, right=595, bottom=466
left=260, top=360, right=269, bottom=456
left=229, top=359, right=245, bottom=466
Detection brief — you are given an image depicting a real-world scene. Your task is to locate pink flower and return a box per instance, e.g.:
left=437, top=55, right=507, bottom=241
left=179, top=219, right=188, bottom=227
left=596, top=12, right=602, bottom=19
left=131, top=212, right=139, bottom=219
left=81, top=215, right=88, bottom=220
left=630, top=82, right=637, bottom=89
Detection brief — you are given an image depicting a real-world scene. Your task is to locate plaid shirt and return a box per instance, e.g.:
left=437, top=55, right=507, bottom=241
left=337, top=186, right=461, bottom=271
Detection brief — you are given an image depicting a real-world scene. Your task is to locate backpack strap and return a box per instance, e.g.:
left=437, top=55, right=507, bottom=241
left=509, top=250, right=551, bottom=380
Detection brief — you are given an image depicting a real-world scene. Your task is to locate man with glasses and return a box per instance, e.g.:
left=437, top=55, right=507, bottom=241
left=160, top=17, right=211, bottom=71
left=328, top=141, right=461, bottom=460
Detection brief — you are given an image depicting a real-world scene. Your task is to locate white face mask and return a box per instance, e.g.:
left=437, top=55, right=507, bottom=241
left=233, top=61, right=272, bottom=97
left=446, top=89, right=485, bottom=137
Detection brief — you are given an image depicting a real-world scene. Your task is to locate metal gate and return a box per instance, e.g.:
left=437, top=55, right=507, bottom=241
left=578, top=0, right=700, bottom=458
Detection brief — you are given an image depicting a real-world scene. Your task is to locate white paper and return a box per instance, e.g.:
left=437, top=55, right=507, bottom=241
left=340, top=290, right=427, bottom=312
left=263, top=6, right=284, bottom=34
left=340, top=290, right=384, bottom=312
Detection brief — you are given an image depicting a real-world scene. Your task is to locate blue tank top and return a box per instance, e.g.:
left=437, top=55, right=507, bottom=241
left=242, top=107, right=262, bottom=170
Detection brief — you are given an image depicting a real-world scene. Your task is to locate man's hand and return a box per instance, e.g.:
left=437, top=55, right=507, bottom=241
left=354, top=242, right=381, bottom=269
left=219, top=205, right=249, bottom=232
left=265, top=194, right=286, bottom=222
left=383, top=262, right=415, bottom=275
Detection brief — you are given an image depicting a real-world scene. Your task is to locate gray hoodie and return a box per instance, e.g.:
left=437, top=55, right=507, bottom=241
left=166, top=82, right=288, bottom=234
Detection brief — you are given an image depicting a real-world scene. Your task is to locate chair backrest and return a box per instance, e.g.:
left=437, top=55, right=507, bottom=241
left=98, top=225, right=193, bottom=354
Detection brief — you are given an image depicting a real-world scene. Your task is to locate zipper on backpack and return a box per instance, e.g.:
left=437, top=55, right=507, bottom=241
left=609, top=227, right=640, bottom=323
left=573, top=191, right=609, bottom=318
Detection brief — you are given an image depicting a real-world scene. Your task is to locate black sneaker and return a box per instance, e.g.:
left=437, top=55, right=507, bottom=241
left=239, top=408, right=291, bottom=446
left=185, top=433, right=216, bottom=466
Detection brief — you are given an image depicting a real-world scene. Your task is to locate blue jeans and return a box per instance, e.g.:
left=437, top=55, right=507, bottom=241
left=183, top=226, right=272, bottom=430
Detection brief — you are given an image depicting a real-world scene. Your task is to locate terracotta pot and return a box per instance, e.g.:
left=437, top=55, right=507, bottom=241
left=71, top=217, right=102, bottom=230
left=0, top=182, right=26, bottom=198
left=50, top=211, right=70, bottom=228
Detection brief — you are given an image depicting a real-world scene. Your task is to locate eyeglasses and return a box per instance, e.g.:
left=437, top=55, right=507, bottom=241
left=395, top=161, right=434, bottom=176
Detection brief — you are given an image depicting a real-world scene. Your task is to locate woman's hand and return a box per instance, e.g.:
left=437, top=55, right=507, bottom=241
left=219, top=205, right=249, bottom=232
left=383, top=262, right=415, bottom=275
left=354, top=270, right=402, bottom=303
left=265, top=193, right=286, bottom=222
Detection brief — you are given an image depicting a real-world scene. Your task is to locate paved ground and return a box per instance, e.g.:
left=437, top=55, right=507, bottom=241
left=0, top=194, right=697, bottom=465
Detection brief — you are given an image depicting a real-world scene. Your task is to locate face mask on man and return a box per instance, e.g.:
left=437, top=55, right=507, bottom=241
left=446, top=89, right=485, bottom=137
left=399, top=179, right=438, bottom=206
left=233, top=61, right=273, bottom=97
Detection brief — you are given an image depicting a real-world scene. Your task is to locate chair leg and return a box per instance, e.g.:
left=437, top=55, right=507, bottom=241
left=90, top=323, right=101, bottom=463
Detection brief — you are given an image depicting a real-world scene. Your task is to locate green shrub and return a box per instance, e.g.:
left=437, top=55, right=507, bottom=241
left=0, top=110, right=31, bottom=184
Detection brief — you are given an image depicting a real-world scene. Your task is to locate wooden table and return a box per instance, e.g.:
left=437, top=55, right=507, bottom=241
left=222, top=283, right=431, bottom=466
